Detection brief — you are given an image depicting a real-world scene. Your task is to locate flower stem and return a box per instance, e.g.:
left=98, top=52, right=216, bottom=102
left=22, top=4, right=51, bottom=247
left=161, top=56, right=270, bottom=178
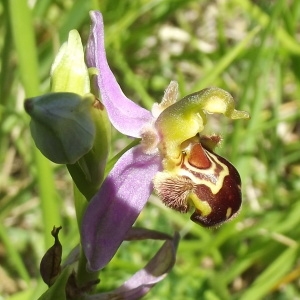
left=76, top=247, right=100, bottom=289
left=73, top=184, right=100, bottom=288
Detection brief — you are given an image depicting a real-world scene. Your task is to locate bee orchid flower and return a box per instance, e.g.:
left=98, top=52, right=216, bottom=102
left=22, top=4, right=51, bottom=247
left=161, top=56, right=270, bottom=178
left=82, top=11, right=250, bottom=271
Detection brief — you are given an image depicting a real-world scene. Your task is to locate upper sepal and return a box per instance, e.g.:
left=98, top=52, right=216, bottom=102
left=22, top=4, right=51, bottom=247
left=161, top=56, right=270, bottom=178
left=86, top=11, right=153, bottom=138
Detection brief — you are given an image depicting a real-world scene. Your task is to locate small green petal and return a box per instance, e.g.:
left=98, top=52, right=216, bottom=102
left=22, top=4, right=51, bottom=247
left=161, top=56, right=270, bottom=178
left=51, top=30, right=90, bottom=95
left=155, top=87, right=249, bottom=166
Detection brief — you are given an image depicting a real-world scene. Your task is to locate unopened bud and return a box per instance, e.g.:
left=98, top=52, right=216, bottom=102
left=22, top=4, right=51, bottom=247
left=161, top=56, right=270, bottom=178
left=24, top=93, right=95, bottom=164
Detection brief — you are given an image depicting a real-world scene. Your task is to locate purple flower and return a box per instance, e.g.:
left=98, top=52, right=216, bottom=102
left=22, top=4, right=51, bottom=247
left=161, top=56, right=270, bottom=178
left=82, top=11, right=249, bottom=272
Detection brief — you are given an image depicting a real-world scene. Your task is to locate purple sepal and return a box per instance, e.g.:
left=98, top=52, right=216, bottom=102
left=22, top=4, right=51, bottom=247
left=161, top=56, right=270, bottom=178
left=86, top=11, right=153, bottom=138
left=84, top=233, right=179, bottom=300
left=81, top=146, right=162, bottom=271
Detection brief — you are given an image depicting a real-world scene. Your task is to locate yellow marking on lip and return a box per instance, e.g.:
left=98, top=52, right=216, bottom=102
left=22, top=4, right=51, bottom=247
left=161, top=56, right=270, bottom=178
left=175, top=151, right=229, bottom=195
left=226, top=207, right=232, bottom=218
left=188, top=192, right=212, bottom=216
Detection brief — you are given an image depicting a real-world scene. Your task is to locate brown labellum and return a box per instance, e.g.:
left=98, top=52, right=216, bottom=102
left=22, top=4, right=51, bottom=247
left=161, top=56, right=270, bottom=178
left=40, top=226, right=62, bottom=286
left=154, top=139, right=242, bottom=228
left=190, top=150, right=242, bottom=227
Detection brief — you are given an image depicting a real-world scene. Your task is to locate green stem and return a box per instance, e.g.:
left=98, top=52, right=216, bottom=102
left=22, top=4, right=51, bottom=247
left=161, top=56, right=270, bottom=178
left=76, top=247, right=100, bottom=288
left=9, top=0, right=61, bottom=249
left=73, top=183, right=88, bottom=229
left=73, top=184, right=100, bottom=287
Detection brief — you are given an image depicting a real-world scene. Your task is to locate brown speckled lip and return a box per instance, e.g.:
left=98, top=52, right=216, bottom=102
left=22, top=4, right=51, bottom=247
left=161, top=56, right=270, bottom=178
left=190, top=150, right=242, bottom=227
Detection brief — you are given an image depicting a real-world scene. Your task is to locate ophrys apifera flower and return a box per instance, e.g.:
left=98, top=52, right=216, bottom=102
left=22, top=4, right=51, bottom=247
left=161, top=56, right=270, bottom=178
left=82, top=11, right=250, bottom=271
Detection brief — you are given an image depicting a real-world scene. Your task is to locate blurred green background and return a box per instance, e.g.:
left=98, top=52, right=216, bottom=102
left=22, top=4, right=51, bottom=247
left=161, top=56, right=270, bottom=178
left=1, top=0, right=300, bottom=299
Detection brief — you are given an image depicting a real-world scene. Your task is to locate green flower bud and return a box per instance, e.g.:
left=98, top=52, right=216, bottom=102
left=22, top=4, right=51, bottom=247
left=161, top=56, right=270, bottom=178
left=24, top=92, right=96, bottom=164
left=25, top=92, right=111, bottom=199
left=25, top=26, right=111, bottom=200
